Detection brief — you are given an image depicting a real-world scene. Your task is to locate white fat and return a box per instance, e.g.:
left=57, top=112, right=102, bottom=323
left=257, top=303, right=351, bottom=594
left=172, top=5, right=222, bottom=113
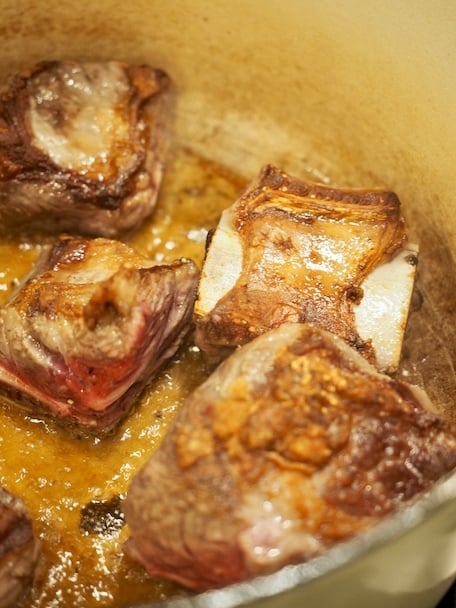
left=28, top=63, right=129, bottom=173
left=194, top=206, right=242, bottom=315
left=355, top=244, right=418, bottom=373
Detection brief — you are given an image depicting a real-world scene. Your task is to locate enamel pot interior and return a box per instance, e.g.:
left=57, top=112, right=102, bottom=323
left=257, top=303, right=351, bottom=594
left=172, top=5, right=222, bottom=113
left=0, top=1, right=455, bottom=607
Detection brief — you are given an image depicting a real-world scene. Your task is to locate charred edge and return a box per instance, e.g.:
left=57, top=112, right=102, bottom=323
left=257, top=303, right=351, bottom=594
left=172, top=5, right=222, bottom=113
left=79, top=494, right=126, bottom=536
left=345, top=286, right=364, bottom=304
left=405, top=253, right=419, bottom=266
left=252, top=164, right=402, bottom=212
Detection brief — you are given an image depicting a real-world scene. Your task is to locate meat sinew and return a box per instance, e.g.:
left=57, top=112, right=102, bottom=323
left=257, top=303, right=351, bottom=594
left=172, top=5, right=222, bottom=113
left=123, top=323, right=456, bottom=591
left=0, top=236, right=199, bottom=433
left=0, top=60, right=171, bottom=237
left=0, top=487, right=40, bottom=608
left=195, top=164, right=417, bottom=372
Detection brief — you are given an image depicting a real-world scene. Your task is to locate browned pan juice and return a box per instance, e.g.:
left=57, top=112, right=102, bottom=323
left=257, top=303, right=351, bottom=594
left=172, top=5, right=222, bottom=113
left=0, top=146, right=246, bottom=608
left=0, top=145, right=454, bottom=608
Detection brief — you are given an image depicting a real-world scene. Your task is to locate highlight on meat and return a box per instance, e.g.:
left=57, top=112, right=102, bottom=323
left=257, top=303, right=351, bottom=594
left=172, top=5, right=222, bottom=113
left=0, top=236, right=199, bottom=433
left=0, top=60, right=171, bottom=237
left=123, top=323, right=456, bottom=591
left=194, top=164, right=418, bottom=372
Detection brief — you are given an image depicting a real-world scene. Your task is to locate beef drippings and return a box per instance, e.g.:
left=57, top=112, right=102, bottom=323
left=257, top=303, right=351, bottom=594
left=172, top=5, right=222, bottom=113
left=0, top=147, right=241, bottom=608
left=0, top=145, right=453, bottom=607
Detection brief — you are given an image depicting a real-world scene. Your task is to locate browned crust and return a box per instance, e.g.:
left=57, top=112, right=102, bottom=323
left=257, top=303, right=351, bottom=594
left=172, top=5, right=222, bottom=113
left=0, top=61, right=172, bottom=236
left=195, top=165, right=407, bottom=365
left=124, top=323, right=456, bottom=590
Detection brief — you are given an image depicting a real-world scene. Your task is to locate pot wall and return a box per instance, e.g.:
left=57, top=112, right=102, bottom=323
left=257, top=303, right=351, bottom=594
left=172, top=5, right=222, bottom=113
left=0, top=2, right=455, bottom=607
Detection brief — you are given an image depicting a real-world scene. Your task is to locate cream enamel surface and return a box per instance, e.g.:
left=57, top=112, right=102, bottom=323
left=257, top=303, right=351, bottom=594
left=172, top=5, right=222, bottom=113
left=0, top=2, right=454, bottom=608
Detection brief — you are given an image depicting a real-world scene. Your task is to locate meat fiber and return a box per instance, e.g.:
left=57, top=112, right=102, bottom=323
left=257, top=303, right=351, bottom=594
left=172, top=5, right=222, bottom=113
left=123, top=323, right=456, bottom=591
left=0, top=236, right=199, bottom=433
left=194, top=164, right=417, bottom=372
left=0, top=487, right=40, bottom=608
left=0, top=60, right=171, bottom=237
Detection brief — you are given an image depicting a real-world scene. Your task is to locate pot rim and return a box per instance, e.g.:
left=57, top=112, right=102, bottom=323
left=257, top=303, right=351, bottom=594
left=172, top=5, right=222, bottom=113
left=131, top=468, right=456, bottom=608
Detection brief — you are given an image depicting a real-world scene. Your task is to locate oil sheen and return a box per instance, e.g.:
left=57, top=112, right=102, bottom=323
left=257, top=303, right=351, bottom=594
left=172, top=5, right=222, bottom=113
left=0, top=146, right=245, bottom=608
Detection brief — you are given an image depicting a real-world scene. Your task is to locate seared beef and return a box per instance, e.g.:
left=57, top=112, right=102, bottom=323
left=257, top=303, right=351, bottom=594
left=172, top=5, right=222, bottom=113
left=195, top=165, right=415, bottom=371
left=123, top=323, right=456, bottom=590
left=0, top=236, right=199, bottom=433
left=0, top=60, right=171, bottom=237
left=0, top=488, right=40, bottom=608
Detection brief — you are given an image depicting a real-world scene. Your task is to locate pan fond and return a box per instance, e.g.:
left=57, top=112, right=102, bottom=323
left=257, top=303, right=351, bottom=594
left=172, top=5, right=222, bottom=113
left=0, top=143, right=454, bottom=608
